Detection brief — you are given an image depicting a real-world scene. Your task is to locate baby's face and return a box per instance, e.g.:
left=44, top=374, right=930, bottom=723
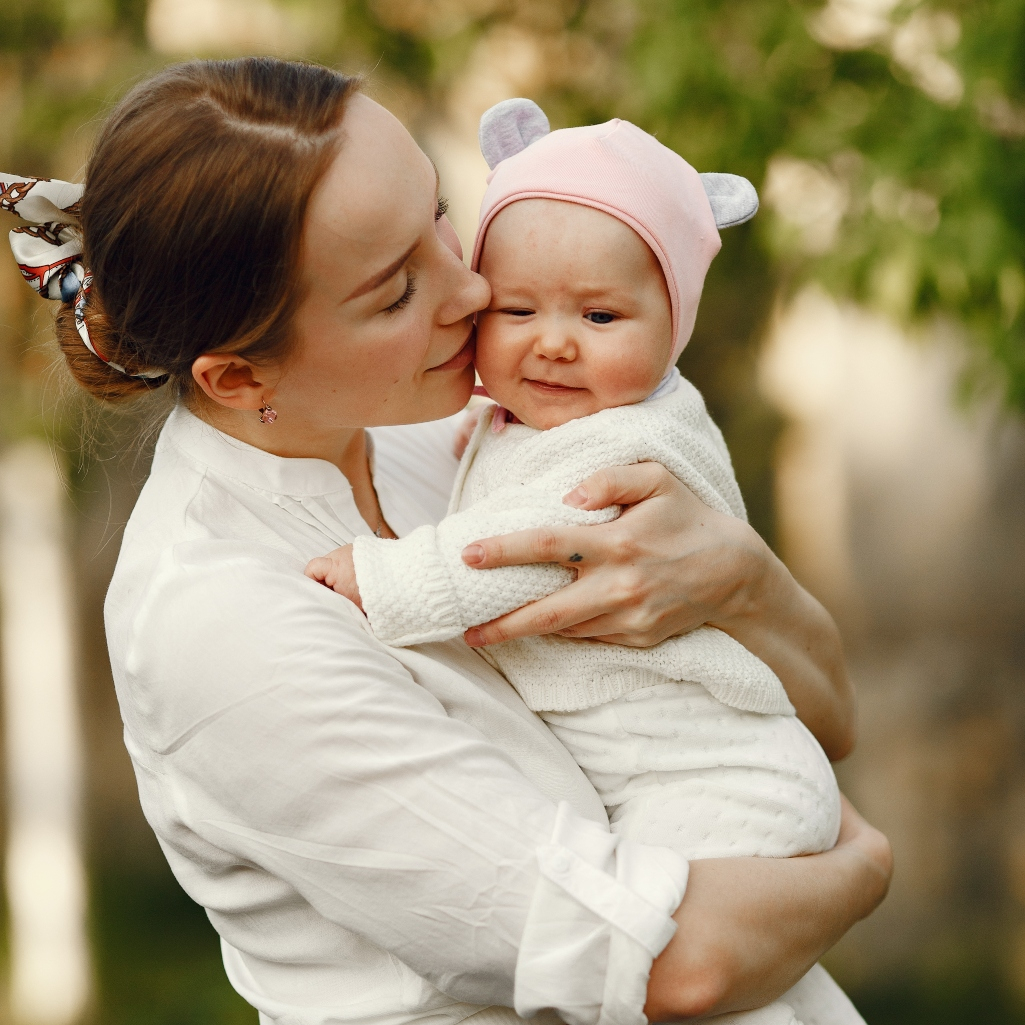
left=475, top=199, right=673, bottom=430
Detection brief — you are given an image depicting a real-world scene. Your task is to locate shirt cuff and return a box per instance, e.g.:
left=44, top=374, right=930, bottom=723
left=514, top=803, right=688, bottom=1025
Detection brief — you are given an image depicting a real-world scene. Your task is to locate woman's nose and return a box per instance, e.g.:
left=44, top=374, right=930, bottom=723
left=439, top=254, right=490, bottom=325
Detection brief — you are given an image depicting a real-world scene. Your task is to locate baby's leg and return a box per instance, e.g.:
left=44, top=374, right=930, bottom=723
left=542, top=681, right=841, bottom=860
left=539, top=683, right=860, bottom=1025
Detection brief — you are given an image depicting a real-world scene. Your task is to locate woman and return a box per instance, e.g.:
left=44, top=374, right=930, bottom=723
left=5, top=59, right=890, bottom=1024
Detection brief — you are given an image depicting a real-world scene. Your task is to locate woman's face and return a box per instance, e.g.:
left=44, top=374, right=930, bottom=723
left=278, top=94, right=489, bottom=430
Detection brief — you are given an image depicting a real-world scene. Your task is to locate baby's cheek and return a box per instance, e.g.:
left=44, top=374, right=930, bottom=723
left=474, top=320, right=519, bottom=399
left=593, top=348, right=666, bottom=404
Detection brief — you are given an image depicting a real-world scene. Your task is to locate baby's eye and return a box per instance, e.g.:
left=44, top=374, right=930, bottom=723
left=502, top=308, right=534, bottom=317
left=585, top=311, right=617, bottom=325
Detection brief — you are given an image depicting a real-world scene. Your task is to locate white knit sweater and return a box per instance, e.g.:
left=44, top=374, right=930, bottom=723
left=352, top=372, right=792, bottom=716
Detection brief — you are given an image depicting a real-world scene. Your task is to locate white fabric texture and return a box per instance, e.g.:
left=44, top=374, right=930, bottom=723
left=353, top=371, right=792, bottom=716
left=351, top=377, right=859, bottom=1025
left=540, top=682, right=841, bottom=860
left=104, top=405, right=689, bottom=1025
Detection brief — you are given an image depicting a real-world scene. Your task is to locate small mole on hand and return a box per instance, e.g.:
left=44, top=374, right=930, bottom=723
left=569, top=553, right=583, bottom=563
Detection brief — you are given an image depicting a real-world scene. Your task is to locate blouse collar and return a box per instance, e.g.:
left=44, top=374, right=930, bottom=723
left=158, top=405, right=355, bottom=499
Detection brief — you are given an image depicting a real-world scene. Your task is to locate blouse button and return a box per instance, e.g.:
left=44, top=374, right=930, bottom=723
left=550, top=851, right=572, bottom=874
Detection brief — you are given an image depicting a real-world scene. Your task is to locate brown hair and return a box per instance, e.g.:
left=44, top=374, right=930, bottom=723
left=56, top=57, right=360, bottom=403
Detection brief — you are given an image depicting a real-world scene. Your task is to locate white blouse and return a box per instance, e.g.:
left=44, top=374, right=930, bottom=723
left=104, top=406, right=689, bottom=1025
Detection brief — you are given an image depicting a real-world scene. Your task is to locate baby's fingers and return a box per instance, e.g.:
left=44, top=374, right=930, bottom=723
left=304, top=557, right=334, bottom=584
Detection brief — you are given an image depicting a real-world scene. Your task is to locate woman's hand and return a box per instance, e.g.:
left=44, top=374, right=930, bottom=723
left=459, top=462, right=856, bottom=760
left=645, top=795, right=893, bottom=1021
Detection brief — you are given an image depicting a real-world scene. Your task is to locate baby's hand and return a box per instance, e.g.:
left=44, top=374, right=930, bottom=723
left=305, top=545, right=363, bottom=611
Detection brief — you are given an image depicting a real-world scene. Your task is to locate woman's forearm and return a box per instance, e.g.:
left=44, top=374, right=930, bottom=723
left=645, top=797, right=892, bottom=1021
left=710, top=527, right=856, bottom=760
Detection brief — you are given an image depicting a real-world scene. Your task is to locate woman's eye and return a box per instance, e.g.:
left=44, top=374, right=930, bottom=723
left=385, top=275, right=417, bottom=314
left=585, top=311, right=616, bottom=325
left=435, top=196, right=450, bottom=221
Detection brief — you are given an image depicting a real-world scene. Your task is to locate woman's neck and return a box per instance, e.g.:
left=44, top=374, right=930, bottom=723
left=189, top=402, right=393, bottom=536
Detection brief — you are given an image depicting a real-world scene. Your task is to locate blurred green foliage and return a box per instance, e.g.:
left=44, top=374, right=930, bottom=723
left=624, top=0, right=1025, bottom=408
left=359, top=0, right=1025, bottom=410
left=90, top=861, right=253, bottom=1025
left=339, top=0, right=1025, bottom=543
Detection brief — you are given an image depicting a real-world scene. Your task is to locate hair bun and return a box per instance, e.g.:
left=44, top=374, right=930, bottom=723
left=54, top=290, right=159, bottom=403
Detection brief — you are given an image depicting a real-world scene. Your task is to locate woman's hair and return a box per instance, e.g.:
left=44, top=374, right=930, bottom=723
left=57, top=57, right=361, bottom=403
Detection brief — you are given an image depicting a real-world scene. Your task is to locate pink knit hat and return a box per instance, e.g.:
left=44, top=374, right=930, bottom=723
left=472, top=99, right=758, bottom=367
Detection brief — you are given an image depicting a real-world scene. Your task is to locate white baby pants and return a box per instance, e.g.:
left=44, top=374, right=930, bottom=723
left=540, top=681, right=863, bottom=1025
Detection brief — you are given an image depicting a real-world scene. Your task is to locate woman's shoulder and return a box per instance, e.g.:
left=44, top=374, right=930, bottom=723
left=107, top=534, right=376, bottom=754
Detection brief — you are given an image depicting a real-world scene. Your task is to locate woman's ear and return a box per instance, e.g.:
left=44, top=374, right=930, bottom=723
left=192, top=353, right=277, bottom=411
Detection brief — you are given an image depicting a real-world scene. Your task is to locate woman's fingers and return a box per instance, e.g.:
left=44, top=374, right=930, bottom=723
left=464, top=579, right=614, bottom=646
left=462, top=523, right=601, bottom=569
left=463, top=572, right=678, bottom=647
left=563, top=460, right=676, bottom=511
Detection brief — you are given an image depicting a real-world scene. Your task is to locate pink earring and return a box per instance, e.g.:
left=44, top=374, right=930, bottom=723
left=259, top=403, right=278, bottom=425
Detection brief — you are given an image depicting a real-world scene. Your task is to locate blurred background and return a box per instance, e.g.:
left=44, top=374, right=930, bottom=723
left=0, top=0, right=1022, bottom=1022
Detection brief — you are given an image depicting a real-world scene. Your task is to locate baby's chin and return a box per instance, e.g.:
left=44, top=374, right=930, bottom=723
left=481, top=376, right=661, bottom=430
left=505, top=393, right=635, bottom=431
left=517, top=409, right=585, bottom=430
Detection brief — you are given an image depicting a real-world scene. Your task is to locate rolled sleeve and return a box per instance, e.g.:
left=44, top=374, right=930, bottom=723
left=516, top=803, right=687, bottom=1025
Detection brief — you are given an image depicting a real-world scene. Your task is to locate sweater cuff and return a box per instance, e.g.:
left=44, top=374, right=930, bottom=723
left=514, top=803, right=688, bottom=1025
left=352, top=526, right=464, bottom=646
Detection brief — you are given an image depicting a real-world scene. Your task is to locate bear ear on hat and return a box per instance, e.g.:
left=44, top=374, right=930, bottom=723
left=699, top=172, right=759, bottom=228
left=479, top=98, right=551, bottom=170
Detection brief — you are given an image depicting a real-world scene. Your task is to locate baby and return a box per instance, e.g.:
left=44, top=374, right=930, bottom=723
left=309, top=100, right=863, bottom=1025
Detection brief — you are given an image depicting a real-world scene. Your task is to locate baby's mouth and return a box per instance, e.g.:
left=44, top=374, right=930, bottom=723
left=525, top=378, right=586, bottom=394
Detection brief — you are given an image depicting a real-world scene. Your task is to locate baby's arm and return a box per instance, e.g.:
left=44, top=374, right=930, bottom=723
left=306, top=486, right=616, bottom=647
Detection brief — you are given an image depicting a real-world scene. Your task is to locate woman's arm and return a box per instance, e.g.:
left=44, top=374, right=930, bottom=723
left=141, top=546, right=886, bottom=1023
left=646, top=796, right=892, bottom=1020
left=139, top=546, right=686, bottom=1023
left=458, top=462, right=856, bottom=760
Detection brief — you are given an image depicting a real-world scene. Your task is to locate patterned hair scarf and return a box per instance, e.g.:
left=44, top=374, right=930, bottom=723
left=1, top=173, right=165, bottom=379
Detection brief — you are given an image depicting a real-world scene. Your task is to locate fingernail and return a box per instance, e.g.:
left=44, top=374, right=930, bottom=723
left=564, top=486, right=588, bottom=507
left=462, top=544, right=485, bottom=565
left=465, top=628, right=484, bottom=646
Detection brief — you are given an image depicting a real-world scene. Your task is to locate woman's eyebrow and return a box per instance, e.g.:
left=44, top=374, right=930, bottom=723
left=344, top=240, right=419, bottom=302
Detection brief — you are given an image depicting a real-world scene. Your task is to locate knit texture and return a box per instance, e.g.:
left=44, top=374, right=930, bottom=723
left=353, top=374, right=793, bottom=716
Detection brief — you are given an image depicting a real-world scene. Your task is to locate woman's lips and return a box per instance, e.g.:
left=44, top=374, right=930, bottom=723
left=428, top=330, right=476, bottom=372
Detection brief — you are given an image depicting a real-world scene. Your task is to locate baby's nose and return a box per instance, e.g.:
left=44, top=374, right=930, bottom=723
left=534, top=324, right=577, bottom=360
